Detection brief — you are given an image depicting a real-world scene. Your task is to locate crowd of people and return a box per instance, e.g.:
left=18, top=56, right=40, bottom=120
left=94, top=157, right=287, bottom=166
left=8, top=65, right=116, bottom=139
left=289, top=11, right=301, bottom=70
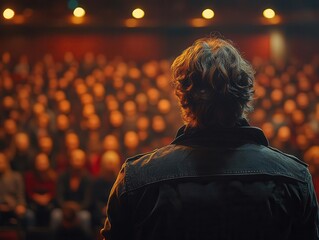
left=0, top=51, right=319, bottom=238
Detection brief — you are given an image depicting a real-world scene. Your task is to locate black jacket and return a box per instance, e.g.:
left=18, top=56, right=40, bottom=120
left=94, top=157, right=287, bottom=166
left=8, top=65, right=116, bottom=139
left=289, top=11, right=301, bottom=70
left=101, top=123, right=319, bottom=240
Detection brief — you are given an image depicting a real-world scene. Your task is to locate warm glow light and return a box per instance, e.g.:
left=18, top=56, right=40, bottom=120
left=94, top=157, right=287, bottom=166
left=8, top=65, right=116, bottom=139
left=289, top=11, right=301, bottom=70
left=125, top=18, right=138, bottom=27
left=263, top=8, right=276, bottom=19
left=132, top=8, right=145, bottom=19
left=189, top=18, right=207, bottom=27
left=202, top=9, right=215, bottom=19
left=3, top=8, right=15, bottom=20
left=73, top=7, right=85, bottom=18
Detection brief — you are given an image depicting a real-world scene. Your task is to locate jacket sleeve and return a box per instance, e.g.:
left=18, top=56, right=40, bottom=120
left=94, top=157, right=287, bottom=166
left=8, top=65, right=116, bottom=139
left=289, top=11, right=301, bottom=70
left=294, top=170, right=319, bottom=240
left=101, top=163, right=132, bottom=240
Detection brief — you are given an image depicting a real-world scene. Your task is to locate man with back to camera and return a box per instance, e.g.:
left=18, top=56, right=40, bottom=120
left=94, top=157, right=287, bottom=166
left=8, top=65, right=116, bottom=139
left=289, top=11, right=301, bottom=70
left=101, top=37, right=319, bottom=240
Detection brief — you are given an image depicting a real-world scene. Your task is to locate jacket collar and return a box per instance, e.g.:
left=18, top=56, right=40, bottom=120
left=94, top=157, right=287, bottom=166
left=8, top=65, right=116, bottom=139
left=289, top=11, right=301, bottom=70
left=171, top=119, right=269, bottom=147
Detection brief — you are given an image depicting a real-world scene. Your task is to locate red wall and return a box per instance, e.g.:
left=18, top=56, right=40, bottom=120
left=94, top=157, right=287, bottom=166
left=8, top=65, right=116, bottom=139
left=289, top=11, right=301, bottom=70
left=0, top=31, right=271, bottom=62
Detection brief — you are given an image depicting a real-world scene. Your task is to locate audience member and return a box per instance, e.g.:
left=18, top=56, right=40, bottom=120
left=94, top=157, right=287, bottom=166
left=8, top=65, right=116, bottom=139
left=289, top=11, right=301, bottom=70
left=91, top=150, right=121, bottom=227
left=53, top=202, right=91, bottom=240
left=0, top=153, right=33, bottom=227
left=25, top=153, right=56, bottom=226
left=51, top=149, right=92, bottom=233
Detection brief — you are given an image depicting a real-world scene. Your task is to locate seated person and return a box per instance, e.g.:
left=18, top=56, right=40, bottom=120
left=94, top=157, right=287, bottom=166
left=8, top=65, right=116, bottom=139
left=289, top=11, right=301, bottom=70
left=0, top=153, right=33, bottom=227
left=25, top=153, right=56, bottom=226
left=51, top=149, right=92, bottom=234
left=53, top=202, right=90, bottom=240
left=92, top=150, right=121, bottom=227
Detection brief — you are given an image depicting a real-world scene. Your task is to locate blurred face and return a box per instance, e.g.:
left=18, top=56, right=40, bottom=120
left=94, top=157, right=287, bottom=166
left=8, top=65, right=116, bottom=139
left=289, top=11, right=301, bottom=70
left=81, top=93, right=93, bottom=105
left=296, top=134, right=309, bottom=150
left=158, top=99, right=171, bottom=114
left=100, top=151, right=121, bottom=176
left=54, top=91, right=66, bottom=102
left=93, top=83, right=105, bottom=99
left=270, top=89, right=283, bottom=104
left=292, top=110, right=305, bottom=125
left=3, top=77, right=13, bottom=91
left=59, top=100, right=71, bottom=114
left=15, top=133, right=29, bottom=151
left=128, top=67, right=141, bottom=80
left=87, top=115, right=100, bottom=130
left=152, top=116, right=166, bottom=133
left=82, top=104, right=95, bottom=118
left=283, top=100, right=296, bottom=114
left=33, top=103, right=45, bottom=116
left=105, top=96, right=119, bottom=111
left=142, top=61, right=158, bottom=78
left=137, top=116, right=149, bottom=131
left=124, top=83, right=136, bottom=96
left=37, top=94, right=48, bottom=106
left=3, top=96, right=15, bottom=110
left=147, top=88, right=160, bottom=105
left=35, top=153, right=50, bottom=172
left=124, top=131, right=139, bottom=150
left=103, top=135, right=119, bottom=151
left=296, top=93, right=309, bottom=109
left=57, top=114, right=70, bottom=131
left=38, top=137, right=53, bottom=153
left=65, top=133, right=79, bottom=151
left=113, top=76, right=124, bottom=89
left=37, top=114, right=50, bottom=128
left=123, top=101, right=137, bottom=116
left=284, top=84, right=296, bottom=97
left=261, top=122, right=275, bottom=140
left=156, top=75, right=169, bottom=90
left=251, top=109, right=266, bottom=123
left=4, top=119, right=17, bottom=135
left=70, top=150, right=86, bottom=170
left=85, top=75, right=96, bottom=87
left=277, top=126, right=291, bottom=142
left=109, top=111, right=124, bottom=128
left=75, top=83, right=87, bottom=96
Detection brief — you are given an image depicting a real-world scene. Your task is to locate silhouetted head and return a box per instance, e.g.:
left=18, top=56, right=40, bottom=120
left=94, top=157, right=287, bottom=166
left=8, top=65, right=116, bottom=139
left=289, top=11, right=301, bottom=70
left=171, top=37, right=255, bottom=128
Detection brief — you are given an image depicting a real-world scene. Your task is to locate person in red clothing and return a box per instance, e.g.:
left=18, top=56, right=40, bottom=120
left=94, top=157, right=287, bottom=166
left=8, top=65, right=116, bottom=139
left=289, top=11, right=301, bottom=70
left=25, top=152, right=57, bottom=226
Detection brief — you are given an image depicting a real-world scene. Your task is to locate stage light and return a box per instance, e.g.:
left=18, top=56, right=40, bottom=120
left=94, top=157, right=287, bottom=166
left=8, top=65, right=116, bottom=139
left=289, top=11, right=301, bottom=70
left=263, top=8, right=275, bottom=19
left=73, top=7, right=85, bottom=18
left=3, top=8, right=15, bottom=20
left=132, top=8, right=144, bottom=19
left=202, top=9, right=214, bottom=19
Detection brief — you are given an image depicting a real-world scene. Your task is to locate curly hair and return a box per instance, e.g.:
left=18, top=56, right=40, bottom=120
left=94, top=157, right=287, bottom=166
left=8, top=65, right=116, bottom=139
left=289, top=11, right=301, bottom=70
left=171, top=37, right=255, bottom=128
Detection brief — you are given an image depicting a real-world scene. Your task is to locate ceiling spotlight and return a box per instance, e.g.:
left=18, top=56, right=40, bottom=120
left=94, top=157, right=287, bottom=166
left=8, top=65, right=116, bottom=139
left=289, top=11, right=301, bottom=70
left=263, top=8, right=276, bottom=19
left=132, top=8, right=145, bottom=19
left=73, top=7, right=85, bottom=18
left=3, top=8, right=15, bottom=20
left=202, top=9, right=215, bottom=19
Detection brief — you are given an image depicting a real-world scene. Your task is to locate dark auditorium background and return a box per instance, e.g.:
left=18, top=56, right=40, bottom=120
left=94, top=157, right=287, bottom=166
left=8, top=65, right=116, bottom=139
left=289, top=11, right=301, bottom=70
left=0, top=0, right=319, bottom=239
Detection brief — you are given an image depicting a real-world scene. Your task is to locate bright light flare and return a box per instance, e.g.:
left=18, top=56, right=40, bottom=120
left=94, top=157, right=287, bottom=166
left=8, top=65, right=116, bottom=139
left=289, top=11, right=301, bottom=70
left=73, top=7, right=85, bottom=18
left=263, top=8, right=276, bottom=19
left=3, top=8, right=15, bottom=20
left=132, top=8, right=145, bottom=19
left=202, top=9, right=215, bottom=19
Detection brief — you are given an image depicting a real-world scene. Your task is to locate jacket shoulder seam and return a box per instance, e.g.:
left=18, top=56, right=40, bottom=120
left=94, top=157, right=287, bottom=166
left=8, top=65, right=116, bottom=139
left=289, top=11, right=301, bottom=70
left=267, top=146, right=308, bottom=167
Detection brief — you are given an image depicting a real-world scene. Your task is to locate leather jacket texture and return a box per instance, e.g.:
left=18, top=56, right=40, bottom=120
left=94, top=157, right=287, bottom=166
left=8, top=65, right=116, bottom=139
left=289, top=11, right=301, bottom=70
left=101, top=122, right=319, bottom=240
